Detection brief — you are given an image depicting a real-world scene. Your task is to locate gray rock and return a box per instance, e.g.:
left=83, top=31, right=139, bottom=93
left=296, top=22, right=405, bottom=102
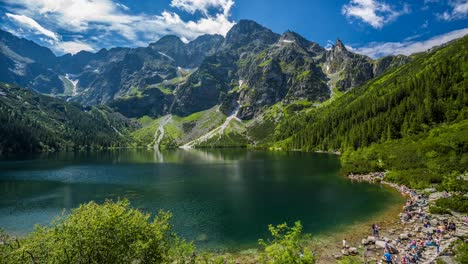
left=367, top=236, right=376, bottom=243
left=333, top=254, right=343, bottom=260
left=349, top=247, right=358, bottom=255
left=399, top=233, right=409, bottom=240
left=375, top=240, right=386, bottom=249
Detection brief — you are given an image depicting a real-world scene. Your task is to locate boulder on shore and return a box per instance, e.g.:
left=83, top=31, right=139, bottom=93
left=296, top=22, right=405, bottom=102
left=367, top=236, right=376, bottom=243
left=374, top=241, right=398, bottom=253
left=375, top=240, right=386, bottom=249
left=399, top=233, right=409, bottom=240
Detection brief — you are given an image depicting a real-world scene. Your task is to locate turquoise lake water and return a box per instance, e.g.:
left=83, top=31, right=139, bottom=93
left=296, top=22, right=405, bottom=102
left=0, top=149, right=402, bottom=249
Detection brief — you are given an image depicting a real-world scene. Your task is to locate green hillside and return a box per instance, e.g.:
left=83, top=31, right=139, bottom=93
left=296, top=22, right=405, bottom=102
left=0, top=83, right=135, bottom=154
left=267, top=36, right=468, bottom=190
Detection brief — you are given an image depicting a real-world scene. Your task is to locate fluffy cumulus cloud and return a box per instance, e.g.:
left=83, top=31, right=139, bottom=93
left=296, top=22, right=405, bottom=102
left=342, top=0, right=410, bottom=29
left=2, top=0, right=236, bottom=54
left=349, top=28, right=468, bottom=58
left=438, top=0, right=468, bottom=20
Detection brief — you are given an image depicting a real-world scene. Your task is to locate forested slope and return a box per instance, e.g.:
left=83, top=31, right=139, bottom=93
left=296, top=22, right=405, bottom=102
left=275, top=36, right=467, bottom=151
left=0, top=83, right=135, bottom=154
left=270, top=35, right=468, bottom=190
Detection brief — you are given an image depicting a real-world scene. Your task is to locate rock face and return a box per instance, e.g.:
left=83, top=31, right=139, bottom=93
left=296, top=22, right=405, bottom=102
left=0, top=30, right=64, bottom=94
left=0, top=20, right=411, bottom=119
left=323, top=39, right=410, bottom=92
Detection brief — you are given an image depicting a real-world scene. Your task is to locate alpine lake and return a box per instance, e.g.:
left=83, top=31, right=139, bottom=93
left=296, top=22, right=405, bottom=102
left=0, top=149, right=404, bottom=250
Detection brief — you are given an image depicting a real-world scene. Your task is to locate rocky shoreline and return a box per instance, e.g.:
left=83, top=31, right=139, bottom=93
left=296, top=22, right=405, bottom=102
left=332, top=172, right=468, bottom=263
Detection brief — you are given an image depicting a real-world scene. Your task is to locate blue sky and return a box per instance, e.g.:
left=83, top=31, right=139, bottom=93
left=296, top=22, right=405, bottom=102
left=0, top=0, right=467, bottom=57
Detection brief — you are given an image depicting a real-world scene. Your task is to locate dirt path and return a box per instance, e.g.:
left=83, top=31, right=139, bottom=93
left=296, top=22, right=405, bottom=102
left=180, top=105, right=240, bottom=149
left=153, top=115, right=172, bottom=149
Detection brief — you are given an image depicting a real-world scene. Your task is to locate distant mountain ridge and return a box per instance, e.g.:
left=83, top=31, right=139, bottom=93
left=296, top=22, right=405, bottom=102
left=0, top=19, right=410, bottom=119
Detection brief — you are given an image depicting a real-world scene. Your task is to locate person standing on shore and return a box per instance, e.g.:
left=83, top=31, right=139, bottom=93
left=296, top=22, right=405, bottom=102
left=384, top=250, right=393, bottom=264
left=435, top=237, right=441, bottom=254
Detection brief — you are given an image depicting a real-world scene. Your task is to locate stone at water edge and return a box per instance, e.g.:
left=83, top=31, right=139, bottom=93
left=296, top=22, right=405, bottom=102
left=362, top=238, right=369, bottom=245
left=399, top=233, right=409, bottom=240
left=375, top=240, right=386, bottom=249
left=367, top=236, right=376, bottom=243
left=349, top=247, right=358, bottom=255
left=341, top=249, right=350, bottom=256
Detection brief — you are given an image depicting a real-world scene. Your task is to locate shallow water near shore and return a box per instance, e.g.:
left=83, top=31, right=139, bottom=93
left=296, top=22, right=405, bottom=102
left=0, top=149, right=404, bottom=250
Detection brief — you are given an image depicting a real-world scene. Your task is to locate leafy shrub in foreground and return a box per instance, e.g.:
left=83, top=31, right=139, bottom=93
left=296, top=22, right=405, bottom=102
left=0, top=199, right=194, bottom=264
left=258, top=221, right=315, bottom=264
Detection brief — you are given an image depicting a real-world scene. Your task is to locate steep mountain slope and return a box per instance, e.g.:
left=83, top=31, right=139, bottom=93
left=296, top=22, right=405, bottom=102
left=0, top=20, right=409, bottom=121
left=0, top=29, right=223, bottom=105
left=323, top=39, right=411, bottom=93
left=58, top=34, right=224, bottom=105
left=261, top=35, right=468, bottom=189
left=274, top=35, right=467, bottom=151
left=0, top=30, right=64, bottom=94
left=0, top=83, right=135, bottom=154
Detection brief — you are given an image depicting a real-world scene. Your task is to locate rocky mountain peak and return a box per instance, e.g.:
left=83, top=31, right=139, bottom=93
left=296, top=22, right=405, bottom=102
left=334, top=38, right=347, bottom=52
left=151, top=35, right=184, bottom=46
left=279, top=31, right=310, bottom=47
left=223, top=19, right=279, bottom=49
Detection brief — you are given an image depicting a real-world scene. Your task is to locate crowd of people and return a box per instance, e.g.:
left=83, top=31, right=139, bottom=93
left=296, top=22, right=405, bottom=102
left=347, top=175, right=466, bottom=264
left=373, top=193, right=458, bottom=264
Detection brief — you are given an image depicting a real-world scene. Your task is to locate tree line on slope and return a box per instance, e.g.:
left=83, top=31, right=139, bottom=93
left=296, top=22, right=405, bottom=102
left=271, top=36, right=468, bottom=190
left=0, top=83, right=135, bottom=154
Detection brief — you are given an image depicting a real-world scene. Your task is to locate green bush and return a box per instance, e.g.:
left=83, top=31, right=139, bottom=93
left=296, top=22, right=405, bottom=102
left=435, top=195, right=468, bottom=213
left=454, top=240, right=468, bottom=264
left=0, top=200, right=194, bottom=264
left=429, top=206, right=452, bottom=215
left=258, top=221, right=314, bottom=264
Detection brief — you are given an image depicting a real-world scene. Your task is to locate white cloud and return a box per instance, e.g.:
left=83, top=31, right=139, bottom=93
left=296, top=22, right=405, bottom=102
left=56, top=41, right=95, bottom=54
left=5, top=12, right=95, bottom=55
left=349, top=28, right=468, bottom=58
left=438, top=0, right=468, bottom=21
left=342, top=0, right=410, bottom=29
left=5, top=13, right=59, bottom=41
left=3, top=0, right=236, bottom=48
left=116, top=3, right=129, bottom=11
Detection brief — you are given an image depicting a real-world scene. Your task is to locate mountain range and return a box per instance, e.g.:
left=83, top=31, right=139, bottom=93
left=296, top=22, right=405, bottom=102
left=0, top=20, right=409, bottom=120
left=0, top=19, right=466, bottom=156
